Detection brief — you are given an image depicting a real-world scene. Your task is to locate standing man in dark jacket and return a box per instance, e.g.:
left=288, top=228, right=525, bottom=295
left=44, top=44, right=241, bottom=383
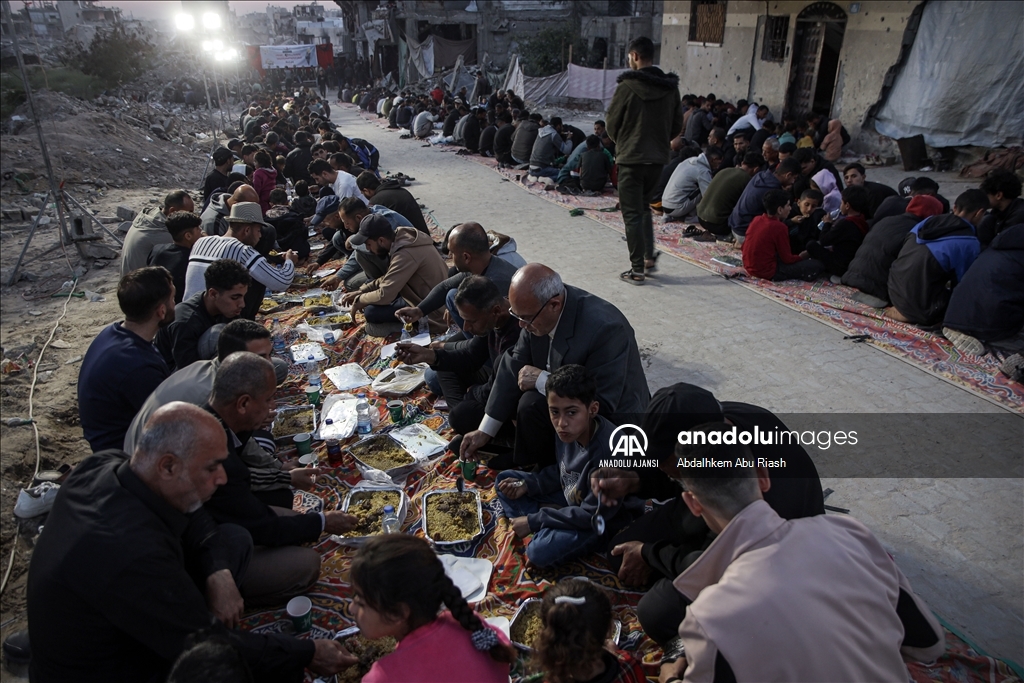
left=283, top=132, right=314, bottom=185
left=356, top=172, right=429, bottom=234
left=605, top=37, right=682, bottom=284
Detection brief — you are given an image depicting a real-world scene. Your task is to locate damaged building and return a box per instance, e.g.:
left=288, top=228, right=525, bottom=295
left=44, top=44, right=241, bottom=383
left=660, top=1, right=1023, bottom=150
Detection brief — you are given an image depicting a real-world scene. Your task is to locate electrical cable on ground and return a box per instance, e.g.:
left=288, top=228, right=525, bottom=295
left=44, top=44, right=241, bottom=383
left=0, top=281, right=78, bottom=598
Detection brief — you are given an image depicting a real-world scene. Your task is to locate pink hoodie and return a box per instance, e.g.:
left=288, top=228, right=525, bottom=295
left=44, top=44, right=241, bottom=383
left=362, top=612, right=510, bottom=683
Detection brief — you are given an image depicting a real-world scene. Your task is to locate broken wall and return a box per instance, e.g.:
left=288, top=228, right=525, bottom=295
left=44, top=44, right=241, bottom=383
left=661, top=0, right=918, bottom=138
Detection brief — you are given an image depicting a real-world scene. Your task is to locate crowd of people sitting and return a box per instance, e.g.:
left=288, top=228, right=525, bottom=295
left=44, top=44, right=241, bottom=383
left=18, top=35, right=1021, bottom=683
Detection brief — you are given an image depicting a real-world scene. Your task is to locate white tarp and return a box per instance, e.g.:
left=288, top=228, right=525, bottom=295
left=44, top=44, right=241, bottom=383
left=874, top=1, right=1024, bottom=148
left=259, top=45, right=316, bottom=70
left=567, top=64, right=629, bottom=109
left=407, top=35, right=435, bottom=82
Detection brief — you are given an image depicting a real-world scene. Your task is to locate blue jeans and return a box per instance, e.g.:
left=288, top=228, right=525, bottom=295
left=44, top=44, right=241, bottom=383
left=364, top=297, right=406, bottom=324
left=494, top=471, right=604, bottom=567
left=530, top=166, right=559, bottom=179
left=424, top=368, right=442, bottom=395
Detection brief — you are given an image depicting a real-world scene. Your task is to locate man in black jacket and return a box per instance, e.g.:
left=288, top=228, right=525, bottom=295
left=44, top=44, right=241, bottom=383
left=589, top=383, right=824, bottom=645
left=943, top=223, right=1024, bottom=355
left=979, top=170, right=1024, bottom=247
left=396, top=276, right=520, bottom=444
left=203, top=352, right=359, bottom=604
left=283, top=132, right=314, bottom=185
left=27, top=402, right=356, bottom=683
left=156, top=259, right=250, bottom=371
left=842, top=195, right=945, bottom=306
left=356, top=171, right=429, bottom=234
left=460, top=264, right=650, bottom=467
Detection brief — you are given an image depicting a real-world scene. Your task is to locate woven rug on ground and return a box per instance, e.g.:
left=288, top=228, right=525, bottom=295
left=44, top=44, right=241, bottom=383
left=435, top=147, right=1021, bottom=413
left=241, top=290, right=1023, bottom=683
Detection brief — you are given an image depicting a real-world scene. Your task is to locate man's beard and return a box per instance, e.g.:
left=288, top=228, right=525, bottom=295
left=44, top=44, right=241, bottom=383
left=159, top=303, right=176, bottom=328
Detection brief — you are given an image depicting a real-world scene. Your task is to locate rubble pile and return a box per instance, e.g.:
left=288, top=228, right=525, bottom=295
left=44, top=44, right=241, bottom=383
left=1, top=90, right=223, bottom=203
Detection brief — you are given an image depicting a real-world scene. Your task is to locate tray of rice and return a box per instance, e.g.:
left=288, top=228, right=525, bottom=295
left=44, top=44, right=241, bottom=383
left=305, top=310, right=353, bottom=328
left=271, top=405, right=317, bottom=442
left=333, top=627, right=397, bottom=683
left=335, top=483, right=408, bottom=545
left=421, top=489, right=484, bottom=547
left=303, top=293, right=334, bottom=308
left=346, top=434, right=418, bottom=479
left=509, top=598, right=543, bottom=651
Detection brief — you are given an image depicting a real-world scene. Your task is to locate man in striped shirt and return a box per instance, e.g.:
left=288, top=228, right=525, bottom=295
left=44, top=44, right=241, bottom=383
left=183, top=202, right=297, bottom=320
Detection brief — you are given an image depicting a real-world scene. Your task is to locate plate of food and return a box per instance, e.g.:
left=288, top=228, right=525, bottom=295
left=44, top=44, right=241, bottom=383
left=421, top=489, right=484, bottom=548
left=509, top=598, right=543, bottom=651
left=333, top=627, right=397, bottom=683
left=303, top=293, right=334, bottom=308
left=306, top=311, right=353, bottom=327
left=336, top=484, right=408, bottom=545
left=271, top=404, right=317, bottom=442
left=346, top=435, right=418, bottom=479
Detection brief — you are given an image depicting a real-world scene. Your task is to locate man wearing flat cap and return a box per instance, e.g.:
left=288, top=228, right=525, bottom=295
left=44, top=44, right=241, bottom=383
left=184, top=202, right=297, bottom=320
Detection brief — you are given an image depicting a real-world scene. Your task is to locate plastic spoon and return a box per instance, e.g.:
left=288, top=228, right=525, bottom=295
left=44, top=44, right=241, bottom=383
left=591, top=498, right=606, bottom=535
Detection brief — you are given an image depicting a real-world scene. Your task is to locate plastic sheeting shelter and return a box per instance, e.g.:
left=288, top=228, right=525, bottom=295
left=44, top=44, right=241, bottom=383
left=502, top=57, right=628, bottom=109
left=874, top=1, right=1024, bottom=148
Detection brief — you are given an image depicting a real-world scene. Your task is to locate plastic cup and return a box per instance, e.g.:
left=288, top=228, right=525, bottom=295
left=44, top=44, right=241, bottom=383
left=387, top=400, right=404, bottom=423
left=298, top=453, right=317, bottom=466
left=304, top=385, right=320, bottom=407
left=460, top=459, right=477, bottom=482
left=293, top=433, right=312, bottom=456
left=286, top=595, right=312, bottom=634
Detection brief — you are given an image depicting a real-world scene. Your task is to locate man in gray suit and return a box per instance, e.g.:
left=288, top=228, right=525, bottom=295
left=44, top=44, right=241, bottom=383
left=460, top=263, right=650, bottom=467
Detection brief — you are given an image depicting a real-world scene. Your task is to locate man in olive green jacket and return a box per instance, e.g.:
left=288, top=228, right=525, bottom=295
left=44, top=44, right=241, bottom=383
left=606, top=37, right=682, bottom=284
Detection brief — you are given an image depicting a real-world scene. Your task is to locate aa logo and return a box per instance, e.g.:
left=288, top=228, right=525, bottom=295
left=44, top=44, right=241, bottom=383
left=608, top=424, right=648, bottom=458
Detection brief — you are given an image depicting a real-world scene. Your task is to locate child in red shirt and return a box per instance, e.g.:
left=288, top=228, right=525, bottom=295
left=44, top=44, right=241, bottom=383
left=532, top=579, right=647, bottom=683
left=742, top=189, right=823, bottom=281
left=351, top=535, right=515, bottom=683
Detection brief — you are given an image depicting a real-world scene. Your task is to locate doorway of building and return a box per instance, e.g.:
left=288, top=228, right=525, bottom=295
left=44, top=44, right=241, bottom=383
left=785, top=2, right=847, bottom=119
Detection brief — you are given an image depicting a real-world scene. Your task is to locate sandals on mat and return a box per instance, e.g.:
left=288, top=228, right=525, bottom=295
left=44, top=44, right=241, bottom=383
left=683, top=225, right=702, bottom=237
left=620, top=270, right=645, bottom=285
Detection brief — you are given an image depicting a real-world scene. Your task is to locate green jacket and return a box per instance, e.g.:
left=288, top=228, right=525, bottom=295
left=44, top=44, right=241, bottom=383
left=605, top=67, right=682, bottom=166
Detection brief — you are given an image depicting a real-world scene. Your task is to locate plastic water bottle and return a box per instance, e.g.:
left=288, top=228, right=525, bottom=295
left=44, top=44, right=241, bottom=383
left=381, top=505, right=400, bottom=534
left=305, top=355, right=321, bottom=389
left=356, top=393, right=371, bottom=435
left=272, top=318, right=286, bottom=355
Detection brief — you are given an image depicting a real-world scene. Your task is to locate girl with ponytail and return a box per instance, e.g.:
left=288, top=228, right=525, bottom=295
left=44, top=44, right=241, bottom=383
left=350, top=535, right=515, bottom=682
left=533, top=579, right=646, bottom=683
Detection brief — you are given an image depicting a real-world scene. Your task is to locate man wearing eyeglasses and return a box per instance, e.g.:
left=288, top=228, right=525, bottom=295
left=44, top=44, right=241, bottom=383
left=460, top=263, right=650, bottom=468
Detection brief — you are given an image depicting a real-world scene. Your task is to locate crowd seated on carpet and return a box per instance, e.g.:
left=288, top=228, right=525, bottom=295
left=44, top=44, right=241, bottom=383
left=22, top=74, right=1020, bottom=683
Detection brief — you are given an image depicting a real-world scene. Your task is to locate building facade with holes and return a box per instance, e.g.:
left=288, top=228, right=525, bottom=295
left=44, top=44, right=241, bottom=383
left=661, top=0, right=920, bottom=140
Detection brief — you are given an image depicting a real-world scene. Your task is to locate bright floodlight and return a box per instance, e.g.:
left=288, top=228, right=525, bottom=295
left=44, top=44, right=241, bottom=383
left=202, top=40, right=213, bottom=51
left=175, top=13, right=194, bottom=31
left=203, top=12, right=222, bottom=30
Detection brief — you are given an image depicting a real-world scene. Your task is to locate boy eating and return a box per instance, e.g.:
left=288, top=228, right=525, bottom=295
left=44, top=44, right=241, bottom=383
left=804, top=185, right=871, bottom=278
left=494, top=365, right=641, bottom=568
left=786, top=188, right=824, bottom=252
left=742, top=190, right=823, bottom=282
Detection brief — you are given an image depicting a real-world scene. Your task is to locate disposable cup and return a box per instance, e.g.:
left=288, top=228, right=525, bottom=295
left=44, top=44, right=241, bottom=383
left=293, top=433, right=312, bottom=456
left=286, top=595, right=312, bottom=634
left=387, top=400, right=404, bottom=423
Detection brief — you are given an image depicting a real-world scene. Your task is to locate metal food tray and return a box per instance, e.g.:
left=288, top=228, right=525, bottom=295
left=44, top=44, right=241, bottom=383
left=508, top=599, right=620, bottom=651
left=508, top=598, right=542, bottom=651
left=271, top=404, right=318, bottom=443
left=335, top=484, right=409, bottom=546
left=346, top=434, right=420, bottom=480
left=421, top=488, right=484, bottom=548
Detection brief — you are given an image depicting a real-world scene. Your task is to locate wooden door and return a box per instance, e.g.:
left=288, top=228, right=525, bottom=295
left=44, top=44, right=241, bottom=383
left=787, top=21, right=825, bottom=118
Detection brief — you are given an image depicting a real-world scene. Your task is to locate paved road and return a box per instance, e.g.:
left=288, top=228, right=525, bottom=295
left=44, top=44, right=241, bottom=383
left=340, top=107, right=1022, bottom=662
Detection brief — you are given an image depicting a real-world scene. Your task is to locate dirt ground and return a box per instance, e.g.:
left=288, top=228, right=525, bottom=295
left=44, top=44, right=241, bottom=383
left=0, top=155, right=191, bottom=638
